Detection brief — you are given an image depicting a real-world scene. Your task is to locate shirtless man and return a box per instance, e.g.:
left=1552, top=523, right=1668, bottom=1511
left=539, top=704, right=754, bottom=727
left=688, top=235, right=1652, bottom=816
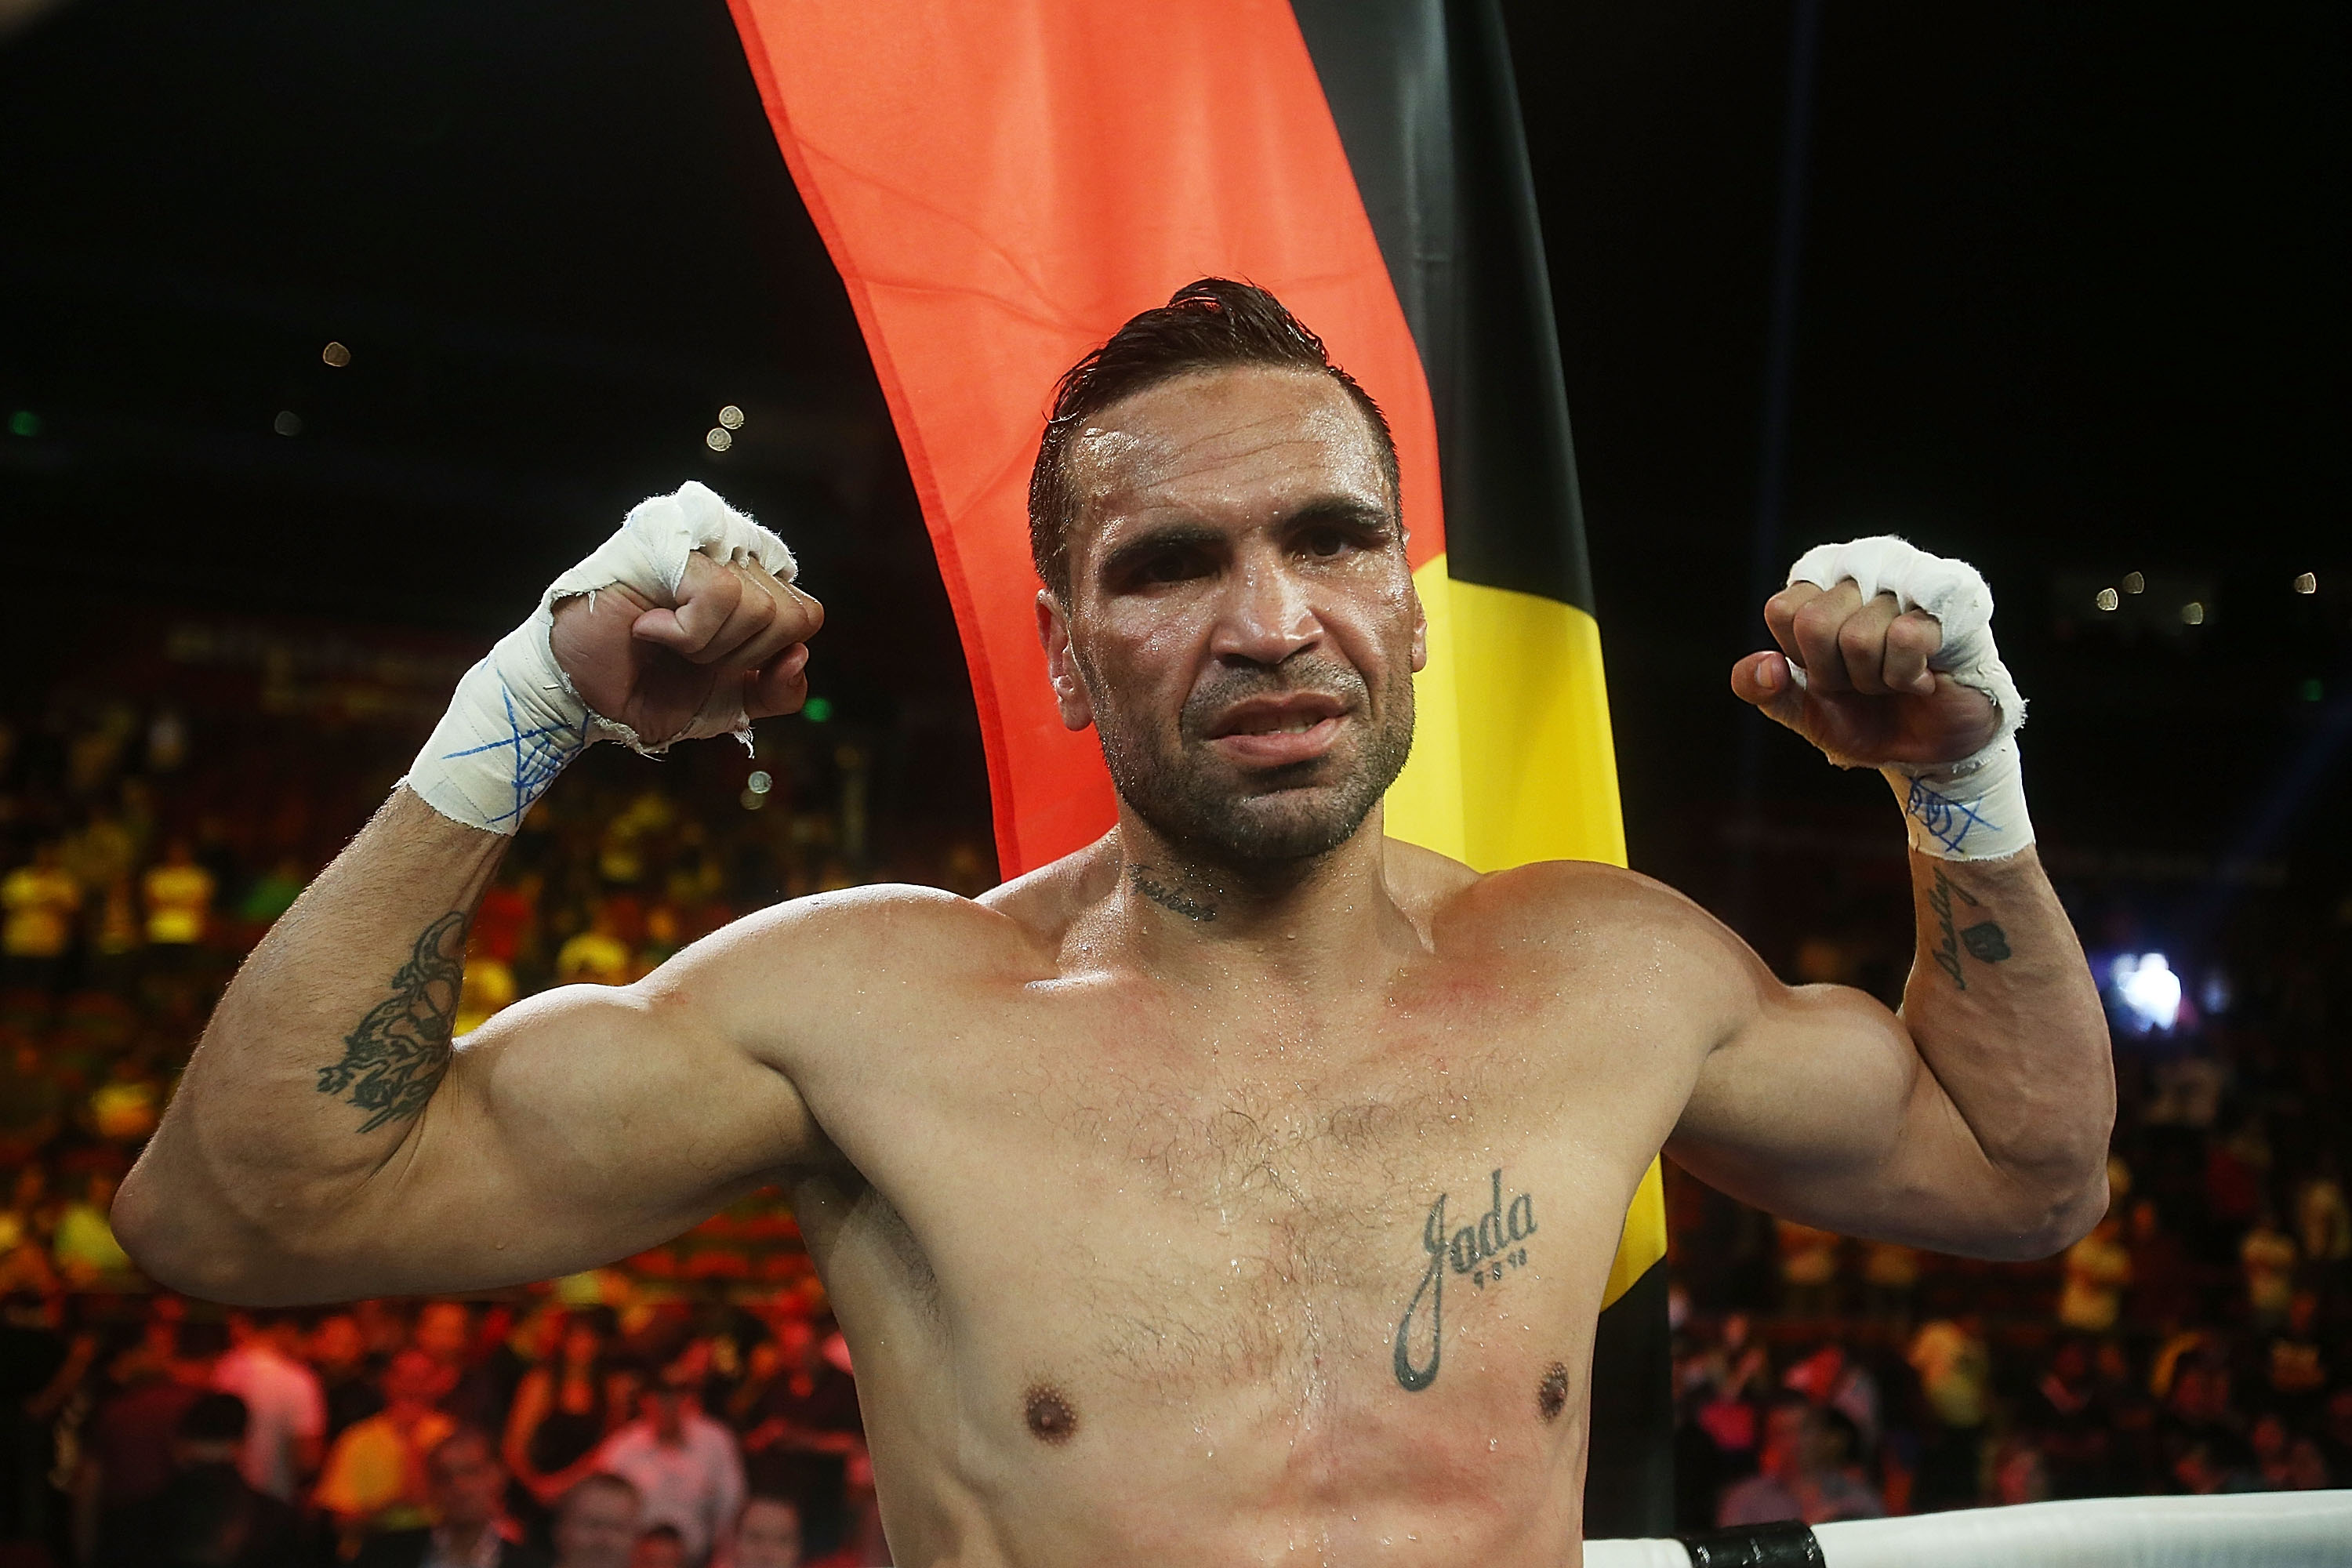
left=116, top=280, right=2113, bottom=1566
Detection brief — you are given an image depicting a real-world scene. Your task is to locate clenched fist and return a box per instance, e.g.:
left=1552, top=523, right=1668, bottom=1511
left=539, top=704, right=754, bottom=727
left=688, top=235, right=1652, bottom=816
left=1730, top=580, right=2000, bottom=770
left=550, top=551, right=823, bottom=749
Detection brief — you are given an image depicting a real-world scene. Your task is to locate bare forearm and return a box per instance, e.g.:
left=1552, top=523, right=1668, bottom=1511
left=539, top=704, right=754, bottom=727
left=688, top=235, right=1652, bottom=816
left=1900, top=846, right=2112, bottom=1237
left=115, top=787, right=504, bottom=1298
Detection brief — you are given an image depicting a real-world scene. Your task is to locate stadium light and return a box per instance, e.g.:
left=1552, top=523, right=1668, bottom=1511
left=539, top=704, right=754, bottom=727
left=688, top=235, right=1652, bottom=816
left=2110, top=953, right=2183, bottom=1033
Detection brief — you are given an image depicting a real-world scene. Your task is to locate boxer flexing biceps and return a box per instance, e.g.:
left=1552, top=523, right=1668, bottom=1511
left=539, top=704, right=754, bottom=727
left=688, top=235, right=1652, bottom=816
left=119, top=281, right=2112, bottom=1568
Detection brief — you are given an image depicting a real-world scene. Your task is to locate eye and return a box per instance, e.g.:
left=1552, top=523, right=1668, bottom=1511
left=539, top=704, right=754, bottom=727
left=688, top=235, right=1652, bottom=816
left=1137, top=548, right=1208, bottom=585
left=1302, top=526, right=1350, bottom=558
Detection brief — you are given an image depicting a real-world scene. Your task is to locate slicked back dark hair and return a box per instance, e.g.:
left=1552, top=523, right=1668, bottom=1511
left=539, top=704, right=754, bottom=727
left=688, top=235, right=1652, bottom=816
left=1028, top=278, right=1400, bottom=601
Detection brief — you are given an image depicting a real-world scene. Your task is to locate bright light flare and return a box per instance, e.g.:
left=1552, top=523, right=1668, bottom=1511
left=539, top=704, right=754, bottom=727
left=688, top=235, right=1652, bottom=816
left=2110, top=953, right=2182, bottom=1033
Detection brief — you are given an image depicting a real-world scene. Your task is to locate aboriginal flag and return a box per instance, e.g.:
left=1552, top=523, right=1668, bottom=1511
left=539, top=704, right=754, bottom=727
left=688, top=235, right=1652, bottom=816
left=726, top=0, right=1671, bottom=1534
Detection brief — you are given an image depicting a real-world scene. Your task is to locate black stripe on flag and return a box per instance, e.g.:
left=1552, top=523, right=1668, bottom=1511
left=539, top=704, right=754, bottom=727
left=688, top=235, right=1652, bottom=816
left=1290, top=0, right=1595, bottom=615
left=1291, top=1, right=1671, bottom=1537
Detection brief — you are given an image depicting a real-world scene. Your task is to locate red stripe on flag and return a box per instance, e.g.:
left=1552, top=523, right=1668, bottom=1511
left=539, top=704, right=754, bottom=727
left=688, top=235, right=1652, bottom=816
left=727, top=0, right=1443, bottom=877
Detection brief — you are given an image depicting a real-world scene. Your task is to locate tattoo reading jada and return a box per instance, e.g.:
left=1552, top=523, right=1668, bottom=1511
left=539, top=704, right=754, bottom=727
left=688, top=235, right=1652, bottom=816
left=1392, top=1169, right=1539, bottom=1392
left=316, top=910, right=466, bottom=1133
left=1927, top=868, right=2011, bottom=989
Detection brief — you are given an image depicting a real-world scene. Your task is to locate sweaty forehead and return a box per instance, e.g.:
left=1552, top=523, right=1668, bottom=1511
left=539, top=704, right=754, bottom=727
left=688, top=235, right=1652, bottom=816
left=1067, top=366, right=1388, bottom=532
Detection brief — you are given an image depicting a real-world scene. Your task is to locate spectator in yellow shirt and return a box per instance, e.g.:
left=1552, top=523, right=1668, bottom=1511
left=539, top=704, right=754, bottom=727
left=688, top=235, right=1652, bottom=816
left=2057, top=1210, right=2132, bottom=1334
left=142, top=840, right=215, bottom=948
left=315, top=1348, right=457, bottom=1554
left=554, top=902, right=633, bottom=987
left=2, top=841, right=82, bottom=988
left=52, top=1168, right=133, bottom=1285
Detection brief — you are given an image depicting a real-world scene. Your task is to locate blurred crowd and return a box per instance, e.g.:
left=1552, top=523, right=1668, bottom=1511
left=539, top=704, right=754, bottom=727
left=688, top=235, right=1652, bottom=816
left=0, top=669, right=970, bottom=1567
left=0, top=637, right=2347, bottom=1563
left=4, top=1294, right=875, bottom=1568
left=1666, top=875, right=2352, bottom=1530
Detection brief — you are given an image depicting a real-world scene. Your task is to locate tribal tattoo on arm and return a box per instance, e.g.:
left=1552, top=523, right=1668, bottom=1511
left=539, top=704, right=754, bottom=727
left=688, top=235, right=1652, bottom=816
left=315, top=910, right=467, bottom=1134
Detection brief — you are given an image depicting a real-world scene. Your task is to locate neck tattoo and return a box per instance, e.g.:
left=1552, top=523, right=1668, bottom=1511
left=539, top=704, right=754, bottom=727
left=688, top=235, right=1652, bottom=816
left=1128, top=863, right=1217, bottom=923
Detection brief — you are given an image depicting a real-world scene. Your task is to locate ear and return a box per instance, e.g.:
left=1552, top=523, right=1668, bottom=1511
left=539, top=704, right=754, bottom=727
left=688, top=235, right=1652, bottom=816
left=1035, top=590, right=1095, bottom=731
left=1408, top=576, right=1429, bottom=674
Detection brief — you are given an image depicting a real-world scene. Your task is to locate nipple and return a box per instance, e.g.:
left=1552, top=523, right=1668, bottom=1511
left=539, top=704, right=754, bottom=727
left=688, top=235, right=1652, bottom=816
left=1024, top=1383, right=1079, bottom=1445
left=1536, top=1363, right=1570, bottom=1424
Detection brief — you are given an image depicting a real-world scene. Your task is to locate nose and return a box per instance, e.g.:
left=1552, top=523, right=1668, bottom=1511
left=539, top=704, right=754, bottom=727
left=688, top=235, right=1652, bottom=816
left=1207, top=546, right=1319, bottom=666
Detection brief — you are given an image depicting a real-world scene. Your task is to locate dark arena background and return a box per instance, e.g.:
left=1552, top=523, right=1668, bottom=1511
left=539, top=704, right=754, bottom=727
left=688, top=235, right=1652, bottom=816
left=0, top=2, right=2345, bottom=1565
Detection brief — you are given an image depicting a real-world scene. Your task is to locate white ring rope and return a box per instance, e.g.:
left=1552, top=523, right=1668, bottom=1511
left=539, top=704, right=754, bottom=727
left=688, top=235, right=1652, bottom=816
left=1585, top=1490, right=2352, bottom=1567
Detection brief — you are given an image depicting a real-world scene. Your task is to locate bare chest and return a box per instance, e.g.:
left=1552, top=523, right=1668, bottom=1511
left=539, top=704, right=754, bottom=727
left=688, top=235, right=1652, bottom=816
left=807, top=981, right=1679, bottom=1408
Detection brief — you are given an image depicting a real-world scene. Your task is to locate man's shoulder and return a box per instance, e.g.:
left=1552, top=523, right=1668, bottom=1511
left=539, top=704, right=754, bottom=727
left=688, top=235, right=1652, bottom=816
left=692, top=879, right=1057, bottom=990
left=234, top=1345, right=323, bottom=1395
left=685, top=1409, right=742, bottom=1454
left=975, top=833, right=1120, bottom=942
left=595, top=1418, right=652, bottom=1457
left=333, top=1408, right=391, bottom=1439
left=1430, top=854, right=1744, bottom=964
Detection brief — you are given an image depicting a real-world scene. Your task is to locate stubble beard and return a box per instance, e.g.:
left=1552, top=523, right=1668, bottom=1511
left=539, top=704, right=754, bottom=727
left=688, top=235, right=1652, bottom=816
left=1083, top=652, right=1416, bottom=867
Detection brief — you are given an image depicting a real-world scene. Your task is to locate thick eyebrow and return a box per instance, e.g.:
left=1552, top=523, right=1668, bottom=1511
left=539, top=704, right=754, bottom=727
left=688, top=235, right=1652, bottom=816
left=1092, top=493, right=1399, bottom=584
left=1094, top=521, right=1228, bottom=583
left=1280, top=495, right=1399, bottom=540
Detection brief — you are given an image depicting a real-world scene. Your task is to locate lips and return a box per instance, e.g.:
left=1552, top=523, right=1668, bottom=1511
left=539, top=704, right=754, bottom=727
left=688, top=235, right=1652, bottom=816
left=1202, top=694, right=1350, bottom=766
left=1203, top=691, right=1346, bottom=738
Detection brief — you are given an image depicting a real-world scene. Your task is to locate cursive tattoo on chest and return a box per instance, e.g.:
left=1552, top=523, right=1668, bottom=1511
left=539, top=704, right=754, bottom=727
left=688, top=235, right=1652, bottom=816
left=1926, top=868, right=2012, bottom=990
left=1127, top=863, right=1216, bottom=922
left=315, top=909, right=466, bottom=1134
left=1392, top=1169, right=1539, bottom=1392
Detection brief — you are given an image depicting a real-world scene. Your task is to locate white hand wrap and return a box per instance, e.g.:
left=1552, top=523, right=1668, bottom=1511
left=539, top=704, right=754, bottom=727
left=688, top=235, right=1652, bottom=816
left=403, top=481, right=797, bottom=835
left=1787, top=535, right=2034, bottom=862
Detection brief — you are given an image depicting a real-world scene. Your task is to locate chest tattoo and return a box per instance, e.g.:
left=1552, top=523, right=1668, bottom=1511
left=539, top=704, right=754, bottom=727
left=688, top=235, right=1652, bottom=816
left=1392, top=1168, right=1539, bottom=1392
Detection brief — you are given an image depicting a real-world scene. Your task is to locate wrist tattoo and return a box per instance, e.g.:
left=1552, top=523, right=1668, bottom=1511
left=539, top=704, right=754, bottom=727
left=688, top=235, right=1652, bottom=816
left=316, top=910, right=466, bottom=1133
left=1926, top=868, right=2012, bottom=989
left=1127, top=864, right=1216, bottom=923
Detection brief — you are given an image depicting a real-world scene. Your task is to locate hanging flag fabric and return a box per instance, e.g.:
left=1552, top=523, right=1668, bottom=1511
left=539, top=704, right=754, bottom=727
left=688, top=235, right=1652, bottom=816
left=725, top=0, right=1669, bottom=1535
left=1287, top=2, right=1667, bottom=1532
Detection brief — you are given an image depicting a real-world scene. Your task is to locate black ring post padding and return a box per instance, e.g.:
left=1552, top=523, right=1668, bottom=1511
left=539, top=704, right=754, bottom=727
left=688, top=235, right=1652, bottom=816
left=1675, top=1519, right=1828, bottom=1567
